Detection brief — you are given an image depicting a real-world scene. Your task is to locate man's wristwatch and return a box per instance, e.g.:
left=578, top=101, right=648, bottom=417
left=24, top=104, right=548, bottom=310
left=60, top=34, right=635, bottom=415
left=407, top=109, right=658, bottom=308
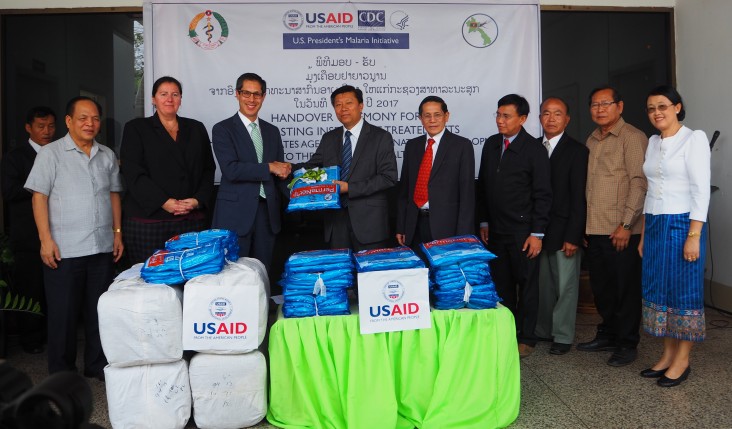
left=621, top=223, right=632, bottom=231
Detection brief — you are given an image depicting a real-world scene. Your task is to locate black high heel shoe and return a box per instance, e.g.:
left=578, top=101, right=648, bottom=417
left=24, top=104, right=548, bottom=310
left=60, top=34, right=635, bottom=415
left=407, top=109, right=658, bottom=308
left=640, top=367, right=668, bottom=378
left=657, top=366, right=691, bottom=387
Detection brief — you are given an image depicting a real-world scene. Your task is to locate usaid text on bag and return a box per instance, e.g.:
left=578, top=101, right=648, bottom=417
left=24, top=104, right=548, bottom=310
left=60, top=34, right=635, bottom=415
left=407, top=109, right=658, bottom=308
left=358, top=267, right=431, bottom=335
left=182, top=282, right=260, bottom=352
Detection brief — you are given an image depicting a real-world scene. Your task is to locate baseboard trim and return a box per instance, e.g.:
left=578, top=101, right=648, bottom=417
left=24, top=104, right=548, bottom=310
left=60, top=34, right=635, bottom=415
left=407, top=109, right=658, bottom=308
left=705, top=279, right=732, bottom=313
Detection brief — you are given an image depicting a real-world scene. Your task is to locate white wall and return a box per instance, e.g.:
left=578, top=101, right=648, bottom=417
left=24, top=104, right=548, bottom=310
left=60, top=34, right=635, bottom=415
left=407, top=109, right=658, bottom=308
left=676, top=0, right=732, bottom=310
left=2, top=0, right=677, bottom=9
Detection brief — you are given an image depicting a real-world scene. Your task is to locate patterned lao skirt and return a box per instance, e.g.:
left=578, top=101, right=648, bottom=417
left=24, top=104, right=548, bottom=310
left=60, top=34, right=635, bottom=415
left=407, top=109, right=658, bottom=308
left=642, top=213, right=707, bottom=342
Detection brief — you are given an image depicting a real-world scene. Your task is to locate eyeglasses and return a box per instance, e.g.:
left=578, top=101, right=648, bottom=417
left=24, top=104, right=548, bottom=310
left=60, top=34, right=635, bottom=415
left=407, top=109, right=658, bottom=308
left=238, top=90, right=264, bottom=99
left=645, top=104, right=675, bottom=114
left=494, top=112, right=516, bottom=121
left=590, top=101, right=617, bottom=110
left=420, top=113, right=445, bottom=120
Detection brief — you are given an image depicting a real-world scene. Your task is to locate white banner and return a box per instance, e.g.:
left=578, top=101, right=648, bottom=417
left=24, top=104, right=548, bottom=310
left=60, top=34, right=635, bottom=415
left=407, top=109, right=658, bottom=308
left=145, top=0, right=541, bottom=180
left=358, top=267, right=431, bottom=334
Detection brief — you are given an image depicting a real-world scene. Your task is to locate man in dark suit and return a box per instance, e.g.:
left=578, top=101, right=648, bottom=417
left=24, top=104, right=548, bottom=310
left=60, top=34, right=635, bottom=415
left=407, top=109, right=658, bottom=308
left=533, top=97, right=589, bottom=355
left=477, top=94, right=552, bottom=358
left=301, top=85, right=397, bottom=251
left=1, top=106, right=55, bottom=354
left=396, top=96, right=474, bottom=255
left=211, top=73, right=291, bottom=276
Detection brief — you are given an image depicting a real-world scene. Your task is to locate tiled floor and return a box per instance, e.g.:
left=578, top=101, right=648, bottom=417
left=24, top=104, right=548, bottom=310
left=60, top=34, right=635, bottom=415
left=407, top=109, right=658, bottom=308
left=2, top=309, right=731, bottom=428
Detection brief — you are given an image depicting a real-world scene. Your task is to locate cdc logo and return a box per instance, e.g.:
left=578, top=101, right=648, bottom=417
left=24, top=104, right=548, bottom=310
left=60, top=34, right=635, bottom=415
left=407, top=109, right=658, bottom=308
left=358, top=10, right=385, bottom=28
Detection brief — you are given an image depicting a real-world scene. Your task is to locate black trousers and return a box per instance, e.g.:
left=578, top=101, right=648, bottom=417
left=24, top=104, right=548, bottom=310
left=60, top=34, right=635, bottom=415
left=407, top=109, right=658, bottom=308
left=408, top=210, right=433, bottom=262
left=329, top=209, right=389, bottom=252
left=10, top=249, right=46, bottom=348
left=586, top=234, right=642, bottom=348
left=487, top=232, right=539, bottom=346
left=124, top=216, right=209, bottom=265
left=237, top=199, right=276, bottom=283
left=44, top=253, right=113, bottom=375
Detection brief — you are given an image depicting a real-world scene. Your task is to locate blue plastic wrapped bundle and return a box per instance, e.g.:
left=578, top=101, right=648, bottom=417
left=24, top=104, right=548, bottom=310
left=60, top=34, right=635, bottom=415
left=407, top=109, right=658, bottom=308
left=432, top=282, right=501, bottom=310
left=141, top=240, right=226, bottom=285
left=282, top=290, right=351, bottom=318
left=285, top=249, right=353, bottom=274
left=286, top=166, right=342, bottom=213
left=280, top=270, right=354, bottom=295
left=431, top=261, right=492, bottom=290
left=164, top=229, right=239, bottom=262
left=420, top=235, right=497, bottom=268
left=353, top=246, right=426, bottom=273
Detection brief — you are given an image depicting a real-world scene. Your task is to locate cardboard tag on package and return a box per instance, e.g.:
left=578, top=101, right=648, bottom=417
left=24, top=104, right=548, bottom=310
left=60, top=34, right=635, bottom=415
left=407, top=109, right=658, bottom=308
left=358, top=268, right=431, bottom=335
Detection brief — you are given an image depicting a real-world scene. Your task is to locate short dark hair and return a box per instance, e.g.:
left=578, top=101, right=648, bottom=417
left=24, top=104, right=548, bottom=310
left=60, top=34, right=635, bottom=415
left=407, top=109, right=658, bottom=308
left=419, top=96, right=448, bottom=115
left=236, top=73, right=267, bottom=94
left=25, top=106, right=56, bottom=125
left=152, top=76, right=182, bottom=97
left=648, top=85, right=685, bottom=121
left=588, top=85, right=622, bottom=105
left=498, top=94, right=530, bottom=117
left=331, top=85, right=363, bottom=105
left=540, top=97, right=570, bottom=116
left=66, top=96, right=102, bottom=117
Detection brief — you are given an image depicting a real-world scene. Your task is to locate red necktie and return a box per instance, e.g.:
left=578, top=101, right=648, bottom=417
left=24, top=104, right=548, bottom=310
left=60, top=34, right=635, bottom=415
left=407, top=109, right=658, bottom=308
left=413, top=138, right=435, bottom=208
left=504, top=138, right=510, bottom=151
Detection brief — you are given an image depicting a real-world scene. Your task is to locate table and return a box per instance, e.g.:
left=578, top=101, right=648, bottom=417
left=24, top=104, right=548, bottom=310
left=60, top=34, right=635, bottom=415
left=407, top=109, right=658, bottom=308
left=267, top=305, right=520, bottom=429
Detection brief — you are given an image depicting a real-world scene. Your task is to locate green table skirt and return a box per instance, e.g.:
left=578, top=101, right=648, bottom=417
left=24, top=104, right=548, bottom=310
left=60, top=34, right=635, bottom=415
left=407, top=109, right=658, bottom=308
left=267, top=305, right=520, bottom=429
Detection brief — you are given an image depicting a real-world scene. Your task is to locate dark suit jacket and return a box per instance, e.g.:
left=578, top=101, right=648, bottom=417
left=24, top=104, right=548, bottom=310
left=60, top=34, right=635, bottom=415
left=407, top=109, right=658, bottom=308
left=211, top=113, right=286, bottom=236
left=477, top=127, right=552, bottom=236
left=1, top=142, right=40, bottom=251
left=396, top=130, right=475, bottom=245
left=120, top=114, right=215, bottom=219
left=540, top=134, right=589, bottom=252
left=303, top=120, right=397, bottom=244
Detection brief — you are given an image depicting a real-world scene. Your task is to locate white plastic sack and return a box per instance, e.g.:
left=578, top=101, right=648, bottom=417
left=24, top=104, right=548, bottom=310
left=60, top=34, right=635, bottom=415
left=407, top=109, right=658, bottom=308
left=182, top=258, right=268, bottom=353
left=105, top=360, right=191, bottom=429
left=189, top=352, right=267, bottom=429
left=99, top=277, right=183, bottom=367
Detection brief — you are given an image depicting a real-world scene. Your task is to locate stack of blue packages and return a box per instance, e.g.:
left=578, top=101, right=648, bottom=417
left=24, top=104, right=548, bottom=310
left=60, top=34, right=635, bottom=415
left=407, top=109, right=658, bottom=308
left=164, top=229, right=239, bottom=262
left=280, top=249, right=354, bottom=318
left=286, top=166, right=341, bottom=213
left=353, top=246, right=425, bottom=273
left=141, top=239, right=226, bottom=285
left=420, top=235, right=501, bottom=310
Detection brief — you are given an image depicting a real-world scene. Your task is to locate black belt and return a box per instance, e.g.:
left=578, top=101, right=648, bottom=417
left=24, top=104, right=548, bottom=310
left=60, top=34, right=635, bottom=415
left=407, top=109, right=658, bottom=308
left=418, top=208, right=429, bottom=217
left=259, top=196, right=267, bottom=202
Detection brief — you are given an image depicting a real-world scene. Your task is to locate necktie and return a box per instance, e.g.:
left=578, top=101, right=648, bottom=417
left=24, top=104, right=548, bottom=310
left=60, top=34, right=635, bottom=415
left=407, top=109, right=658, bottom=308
left=504, top=138, right=510, bottom=151
left=250, top=122, right=266, bottom=198
left=544, top=140, right=552, bottom=156
left=342, top=130, right=353, bottom=180
left=413, top=138, right=435, bottom=208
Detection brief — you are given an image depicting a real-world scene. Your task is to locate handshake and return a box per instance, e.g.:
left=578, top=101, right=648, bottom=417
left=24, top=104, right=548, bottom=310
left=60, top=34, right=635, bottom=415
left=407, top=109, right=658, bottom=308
left=269, top=161, right=292, bottom=179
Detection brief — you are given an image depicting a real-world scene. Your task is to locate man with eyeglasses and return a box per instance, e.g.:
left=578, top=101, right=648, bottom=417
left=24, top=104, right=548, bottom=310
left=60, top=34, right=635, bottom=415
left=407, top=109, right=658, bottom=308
left=477, top=94, right=552, bottom=358
left=533, top=97, right=589, bottom=356
left=211, top=72, right=291, bottom=278
left=396, top=96, right=475, bottom=257
left=578, top=86, right=648, bottom=367
left=300, top=84, right=397, bottom=251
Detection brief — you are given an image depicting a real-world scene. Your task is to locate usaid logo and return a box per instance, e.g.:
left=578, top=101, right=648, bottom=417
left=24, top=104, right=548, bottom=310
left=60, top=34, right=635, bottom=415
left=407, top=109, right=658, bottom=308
left=382, top=280, right=405, bottom=302
left=209, top=297, right=232, bottom=320
left=358, top=10, right=385, bottom=27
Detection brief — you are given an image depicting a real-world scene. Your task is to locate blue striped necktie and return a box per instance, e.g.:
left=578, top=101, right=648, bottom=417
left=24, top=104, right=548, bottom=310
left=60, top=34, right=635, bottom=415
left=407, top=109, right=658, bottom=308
left=342, top=130, right=353, bottom=180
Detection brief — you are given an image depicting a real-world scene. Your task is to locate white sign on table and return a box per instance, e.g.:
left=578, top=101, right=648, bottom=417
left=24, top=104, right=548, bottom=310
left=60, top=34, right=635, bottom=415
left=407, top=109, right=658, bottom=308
left=357, top=267, right=431, bottom=335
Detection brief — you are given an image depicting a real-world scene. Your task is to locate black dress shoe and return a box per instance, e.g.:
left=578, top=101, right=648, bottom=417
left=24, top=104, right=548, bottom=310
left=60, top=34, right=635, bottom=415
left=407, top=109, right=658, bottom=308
left=576, top=338, right=617, bottom=352
left=640, top=367, right=669, bottom=378
left=657, top=367, right=691, bottom=387
left=607, top=347, right=638, bottom=367
left=549, top=342, right=571, bottom=355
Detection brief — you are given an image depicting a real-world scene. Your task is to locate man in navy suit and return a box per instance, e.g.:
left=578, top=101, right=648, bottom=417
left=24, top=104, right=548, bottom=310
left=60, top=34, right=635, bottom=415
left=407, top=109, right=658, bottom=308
left=1, top=106, right=56, bottom=354
left=533, top=97, right=589, bottom=355
left=211, top=73, right=291, bottom=276
left=477, top=94, right=552, bottom=358
left=396, top=96, right=474, bottom=256
left=301, top=85, right=397, bottom=251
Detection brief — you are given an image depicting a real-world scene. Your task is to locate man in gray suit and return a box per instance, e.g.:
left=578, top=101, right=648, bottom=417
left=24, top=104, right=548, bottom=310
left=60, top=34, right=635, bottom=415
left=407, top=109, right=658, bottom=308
left=302, top=85, right=397, bottom=251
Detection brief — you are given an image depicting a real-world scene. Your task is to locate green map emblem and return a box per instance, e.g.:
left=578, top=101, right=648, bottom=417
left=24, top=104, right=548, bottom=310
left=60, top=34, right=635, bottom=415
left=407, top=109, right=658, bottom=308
left=462, top=14, right=498, bottom=48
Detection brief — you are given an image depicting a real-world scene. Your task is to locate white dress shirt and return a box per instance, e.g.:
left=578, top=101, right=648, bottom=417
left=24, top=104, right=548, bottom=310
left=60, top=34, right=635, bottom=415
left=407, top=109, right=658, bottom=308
left=642, top=125, right=710, bottom=221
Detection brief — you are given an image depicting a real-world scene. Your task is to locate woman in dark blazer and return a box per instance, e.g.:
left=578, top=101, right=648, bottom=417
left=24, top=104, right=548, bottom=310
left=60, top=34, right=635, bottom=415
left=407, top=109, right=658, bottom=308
left=120, top=76, right=216, bottom=264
